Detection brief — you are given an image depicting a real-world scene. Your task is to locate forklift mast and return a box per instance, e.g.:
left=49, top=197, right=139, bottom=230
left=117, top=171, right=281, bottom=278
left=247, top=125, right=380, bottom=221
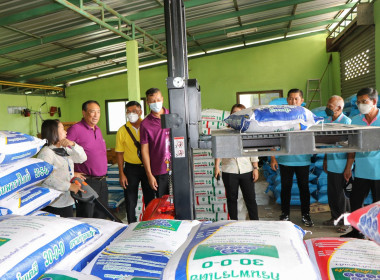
left=162, top=0, right=202, bottom=220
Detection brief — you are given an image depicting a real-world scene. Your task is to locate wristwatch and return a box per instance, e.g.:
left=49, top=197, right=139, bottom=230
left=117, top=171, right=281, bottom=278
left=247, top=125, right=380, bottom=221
left=253, top=167, right=259, bottom=170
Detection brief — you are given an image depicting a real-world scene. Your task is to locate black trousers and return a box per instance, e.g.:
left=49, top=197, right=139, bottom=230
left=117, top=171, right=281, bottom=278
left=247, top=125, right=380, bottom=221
left=155, top=173, right=170, bottom=198
left=43, top=205, right=74, bottom=218
left=75, top=177, right=109, bottom=219
left=222, top=171, right=258, bottom=220
left=350, top=177, right=380, bottom=212
left=279, top=164, right=310, bottom=215
left=124, top=162, right=156, bottom=223
left=327, top=171, right=348, bottom=219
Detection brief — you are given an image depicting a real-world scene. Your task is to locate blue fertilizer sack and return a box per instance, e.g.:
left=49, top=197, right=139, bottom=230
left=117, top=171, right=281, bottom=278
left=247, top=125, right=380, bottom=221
left=0, top=215, right=99, bottom=280
left=224, top=105, right=323, bottom=133
left=39, top=270, right=102, bottom=280
left=0, top=158, right=53, bottom=200
left=0, top=131, right=46, bottom=165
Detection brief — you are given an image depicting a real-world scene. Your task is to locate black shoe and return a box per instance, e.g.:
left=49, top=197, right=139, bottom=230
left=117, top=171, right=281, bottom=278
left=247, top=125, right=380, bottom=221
left=340, top=229, right=365, bottom=239
left=279, top=213, right=290, bottom=221
left=301, top=213, right=314, bottom=227
left=322, top=218, right=335, bottom=226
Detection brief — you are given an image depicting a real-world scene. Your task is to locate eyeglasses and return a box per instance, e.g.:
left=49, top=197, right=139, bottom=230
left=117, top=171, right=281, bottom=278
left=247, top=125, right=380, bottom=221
left=356, top=99, right=371, bottom=105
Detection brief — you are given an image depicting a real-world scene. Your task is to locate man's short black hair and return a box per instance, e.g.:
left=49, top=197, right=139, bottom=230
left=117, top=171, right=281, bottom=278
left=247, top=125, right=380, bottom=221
left=82, top=100, right=100, bottom=111
left=287, top=88, right=303, bottom=98
left=41, top=119, right=60, bottom=145
left=145, top=88, right=161, bottom=97
left=357, top=87, right=378, bottom=101
left=126, top=101, right=141, bottom=109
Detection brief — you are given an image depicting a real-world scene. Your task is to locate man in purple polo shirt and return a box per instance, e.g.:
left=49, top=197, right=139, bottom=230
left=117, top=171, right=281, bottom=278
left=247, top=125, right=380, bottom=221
left=140, top=88, right=171, bottom=198
left=67, top=100, right=109, bottom=219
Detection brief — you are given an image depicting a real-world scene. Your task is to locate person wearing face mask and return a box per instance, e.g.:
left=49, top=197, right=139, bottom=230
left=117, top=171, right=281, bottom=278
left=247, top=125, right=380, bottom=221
left=341, top=87, right=380, bottom=239
left=115, top=101, right=155, bottom=223
left=38, top=119, right=87, bottom=217
left=140, top=88, right=171, bottom=198
left=322, top=95, right=351, bottom=232
left=270, top=88, right=314, bottom=227
left=67, top=100, right=109, bottom=219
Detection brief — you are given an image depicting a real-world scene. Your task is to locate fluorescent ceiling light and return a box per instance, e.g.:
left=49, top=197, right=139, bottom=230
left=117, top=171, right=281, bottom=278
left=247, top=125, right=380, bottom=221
left=25, top=91, right=32, bottom=95
left=286, top=28, right=325, bottom=38
left=245, top=36, right=284, bottom=46
left=226, top=27, right=258, bottom=38
left=69, top=76, right=97, bottom=84
left=206, top=44, right=244, bottom=54
left=188, top=52, right=206, bottom=58
left=139, top=60, right=167, bottom=68
left=98, top=69, right=127, bottom=77
left=99, top=50, right=125, bottom=57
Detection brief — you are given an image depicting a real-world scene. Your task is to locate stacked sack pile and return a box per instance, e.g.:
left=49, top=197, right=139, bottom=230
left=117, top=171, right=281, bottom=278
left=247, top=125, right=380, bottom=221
left=0, top=130, right=58, bottom=216
left=194, top=109, right=248, bottom=221
left=106, top=163, right=145, bottom=221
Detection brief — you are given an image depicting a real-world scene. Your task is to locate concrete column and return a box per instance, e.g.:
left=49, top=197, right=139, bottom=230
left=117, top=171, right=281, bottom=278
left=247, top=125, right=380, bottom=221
left=126, top=40, right=140, bottom=101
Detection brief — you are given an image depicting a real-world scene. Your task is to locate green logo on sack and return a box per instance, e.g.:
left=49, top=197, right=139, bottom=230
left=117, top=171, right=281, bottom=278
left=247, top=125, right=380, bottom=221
left=331, top=268, right=380, bottom=280
left=193, top=244, right=279, bottom=260
left=134, top=220, right=181, bottom=231
left=0, top=237, right=10, bottom=247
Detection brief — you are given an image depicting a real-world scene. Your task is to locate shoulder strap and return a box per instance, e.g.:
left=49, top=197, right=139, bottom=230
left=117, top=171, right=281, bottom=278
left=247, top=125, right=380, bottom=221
left=125, top=124, right=140, bottom=149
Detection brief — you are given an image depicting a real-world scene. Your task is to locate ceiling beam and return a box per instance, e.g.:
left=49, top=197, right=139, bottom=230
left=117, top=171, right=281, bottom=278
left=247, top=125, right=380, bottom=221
left=54, top=0, right=166, bottom=59
left=149, top=0, right=315, bottom=36
left=188, top=3, right=353, bottom=42
left=127, top=0, right=220, bottom=21
left=0, top=24, right=102, bottom=56
left=284, top=4, right=298, bottom=38
left=0, top=0, right=92, bottom=26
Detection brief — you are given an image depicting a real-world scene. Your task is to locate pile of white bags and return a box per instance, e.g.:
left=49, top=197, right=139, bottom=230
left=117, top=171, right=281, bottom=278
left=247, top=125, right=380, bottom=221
left=200, top=109, right=229, bottom=135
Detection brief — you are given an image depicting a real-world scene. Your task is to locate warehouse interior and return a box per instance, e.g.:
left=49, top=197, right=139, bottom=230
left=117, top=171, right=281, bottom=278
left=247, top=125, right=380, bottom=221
left=0, top=0, right=380, bottom=278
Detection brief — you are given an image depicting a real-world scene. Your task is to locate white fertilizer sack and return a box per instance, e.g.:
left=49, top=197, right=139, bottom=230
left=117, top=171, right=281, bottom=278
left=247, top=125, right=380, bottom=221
left=194, top=177, right=224, bottom=188
left=305, top=238, right=380, bottom=280
left=195, top=196, right=227, bottom=205
left=82, top=219, right=199, bottom=279
left=224, top=105, right=323, bottom=133
left=0, top=185, right=62, bottom=216
left=161, top=221, right=318, bottom=280
left=194, top=167, right=215, bottom=177
left=195, top=212, right=229, bottom=222
left=194, top=187, right=225, bottom=198
left=194, top=158, right=215, bottom=168
left=30, top=210, right=59, bottom=217
left=0, top=215, right=99, bottom=280
left=192, top=149, right=213, bottom=159
left=195, top=204, right=227, bottom=213
left=52, top=218, right=127, bottom=272
left=39, top=270, right=102, bottom=280
left=0, top=158, right=54, bottom=200
left=0, top=131, right=46, bottom=165
left=201, top=109, right=230, bottom=122
left=202, top=120, right=226, bottom=129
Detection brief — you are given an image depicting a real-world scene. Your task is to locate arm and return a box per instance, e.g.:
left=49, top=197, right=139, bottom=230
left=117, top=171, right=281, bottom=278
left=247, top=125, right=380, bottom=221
left=214, top=158, right=221, bottom=179
left=65, top=142, right=87, bottom=164
left=141, top=143, right=157, bottom=191
left=343, top=153, right=355, bottom=182
left=251, top=157, right=259, bottom=182
left=117, top=152, right=128, bottom=189
left=270, top=156, right=278, bottom=171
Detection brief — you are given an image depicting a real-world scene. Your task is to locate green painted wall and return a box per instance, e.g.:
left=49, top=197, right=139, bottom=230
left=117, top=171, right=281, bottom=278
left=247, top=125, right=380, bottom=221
left=1, top=33, right=338, bottom=147
left=375, top=0, right=380, bottom=88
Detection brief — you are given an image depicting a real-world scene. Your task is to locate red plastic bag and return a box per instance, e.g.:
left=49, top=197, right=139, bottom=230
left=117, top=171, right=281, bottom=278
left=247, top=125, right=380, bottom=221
left=142, top=195, right=175, bottom=221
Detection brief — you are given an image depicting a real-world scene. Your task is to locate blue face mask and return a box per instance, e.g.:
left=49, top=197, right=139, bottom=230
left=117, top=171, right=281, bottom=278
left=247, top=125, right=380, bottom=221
left=325, top=107, right=334, bottom=117
left=149, top=102, right=163, bottom=113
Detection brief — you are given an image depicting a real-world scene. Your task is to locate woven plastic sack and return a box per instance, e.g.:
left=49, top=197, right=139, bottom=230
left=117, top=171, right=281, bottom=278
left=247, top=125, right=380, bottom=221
left=225, top=105, right=323, bottom=133
left=39, top=270, right=102, bottom=280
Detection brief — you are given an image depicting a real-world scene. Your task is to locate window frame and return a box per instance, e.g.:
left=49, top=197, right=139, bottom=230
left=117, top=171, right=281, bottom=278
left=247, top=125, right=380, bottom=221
left=236, top=90, right=283, bottom=106
left=105, top=98, right=146, bottom=135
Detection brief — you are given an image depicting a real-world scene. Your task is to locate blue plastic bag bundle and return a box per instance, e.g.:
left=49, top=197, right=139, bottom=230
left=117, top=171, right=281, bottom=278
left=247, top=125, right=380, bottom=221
left=311, top=106, right=328, bottom=120
left=225, top=105, right=323, bottom=133
left=269, top=97, right=306, bottom=107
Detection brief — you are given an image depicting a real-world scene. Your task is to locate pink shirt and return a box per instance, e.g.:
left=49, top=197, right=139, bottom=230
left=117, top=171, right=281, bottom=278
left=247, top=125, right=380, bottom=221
left=140, top=108, right=171, bottom=176
left=66, top=119, right=108, bottom=176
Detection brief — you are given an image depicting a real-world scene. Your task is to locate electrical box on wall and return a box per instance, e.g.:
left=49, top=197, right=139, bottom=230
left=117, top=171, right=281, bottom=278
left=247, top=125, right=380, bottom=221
left=7, top=106, right=26, bottom=114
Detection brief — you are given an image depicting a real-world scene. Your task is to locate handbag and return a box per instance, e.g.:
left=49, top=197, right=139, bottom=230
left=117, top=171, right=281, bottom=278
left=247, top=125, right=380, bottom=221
left=125, top=124, right=142, bottom=162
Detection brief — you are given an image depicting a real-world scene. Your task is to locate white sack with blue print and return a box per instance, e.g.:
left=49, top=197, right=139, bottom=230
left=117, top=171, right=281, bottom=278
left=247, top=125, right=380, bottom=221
left=224, top=105, right=323, bottom=133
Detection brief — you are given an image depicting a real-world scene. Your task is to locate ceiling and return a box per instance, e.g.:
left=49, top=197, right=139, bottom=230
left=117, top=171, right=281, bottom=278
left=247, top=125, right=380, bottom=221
left=0, top=0, right=363, bottom=95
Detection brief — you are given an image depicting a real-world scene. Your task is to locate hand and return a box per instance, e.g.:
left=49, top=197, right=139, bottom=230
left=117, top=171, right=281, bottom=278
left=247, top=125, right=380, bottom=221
left=119, top=173, right=128, bottom=189
left=74, top=172, right=86, bottom=181
left=323, top=160, right=327, bottom=173
left=270, top=159, right=278, bottom=171
left=148, top=174, right=158, bottom=191
left=253, top=169, right=259, bottom=182
left=343, top=168, right=352, bottom=182
left=60, top=138, right=75, bottom=147
left=214, top=166, right=221, bottom=180
left=69, top=182, right=84, bottom=194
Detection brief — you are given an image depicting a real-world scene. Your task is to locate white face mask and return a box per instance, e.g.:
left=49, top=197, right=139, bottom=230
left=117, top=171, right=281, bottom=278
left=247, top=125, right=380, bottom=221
left=358, top=103, right=373, bottom=115
left=127, top=113, right=139, bottom=123
left=149, top=102, right=163, bottom=113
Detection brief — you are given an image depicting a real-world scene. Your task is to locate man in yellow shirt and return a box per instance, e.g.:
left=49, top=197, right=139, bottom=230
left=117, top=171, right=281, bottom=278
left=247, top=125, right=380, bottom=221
left=115, top=101, right=155, bottom=223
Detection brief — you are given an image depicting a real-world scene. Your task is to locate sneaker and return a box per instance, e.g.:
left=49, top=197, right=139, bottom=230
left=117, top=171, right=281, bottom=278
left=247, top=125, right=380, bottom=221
left=322, top=218, right=335, bottom=226
left=340, top=229, right=365, bottom=239
left=301, top=213, right=314, bottom=227
left=279, top=213, right=290, bottom=221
